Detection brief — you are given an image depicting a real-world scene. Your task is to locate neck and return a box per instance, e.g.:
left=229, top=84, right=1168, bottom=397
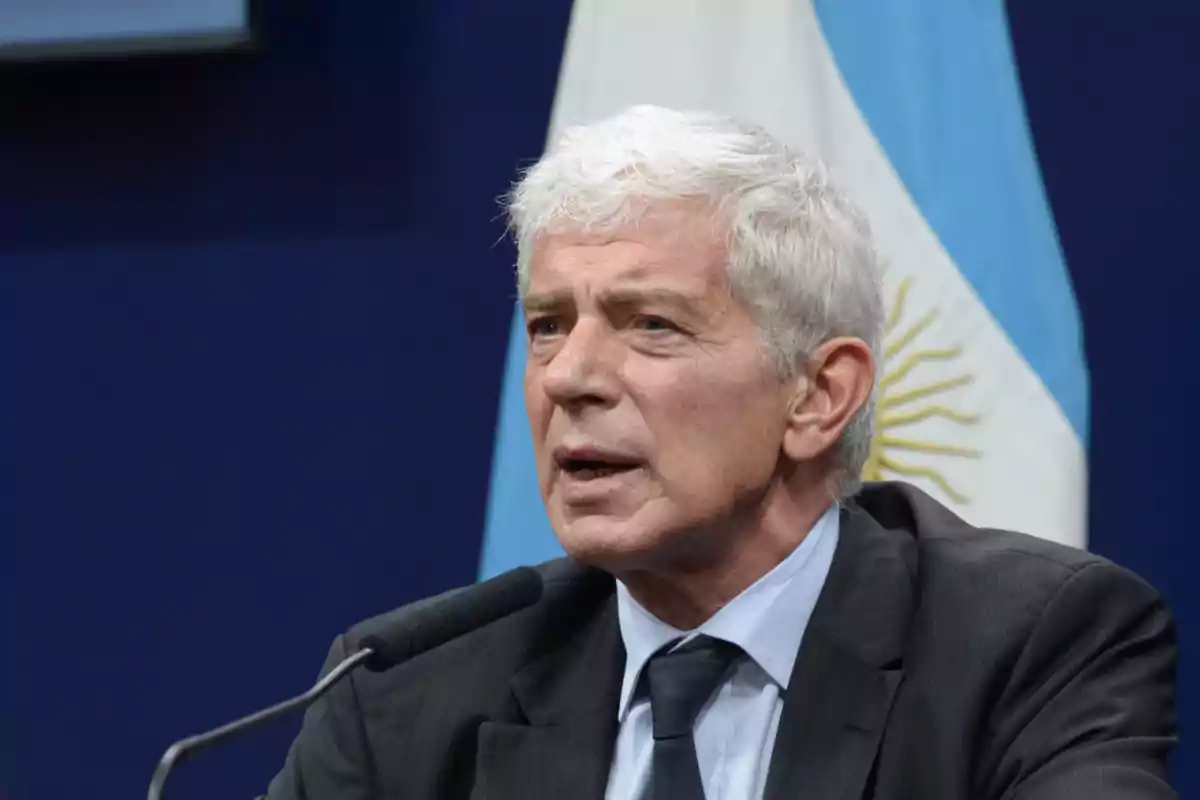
left=617, top=478, right=834, bottom=630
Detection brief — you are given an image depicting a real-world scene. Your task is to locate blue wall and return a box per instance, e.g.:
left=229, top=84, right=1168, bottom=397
left=4, top=2, right=1197, bottom=798
left=1006, top=9, right=1200, bottom=793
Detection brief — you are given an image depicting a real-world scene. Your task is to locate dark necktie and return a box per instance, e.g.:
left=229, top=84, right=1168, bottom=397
left=645, top=635, right=743, bottom=800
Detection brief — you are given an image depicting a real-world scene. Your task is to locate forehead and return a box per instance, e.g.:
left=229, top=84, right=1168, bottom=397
left=525, top=211, right=729, bottom=297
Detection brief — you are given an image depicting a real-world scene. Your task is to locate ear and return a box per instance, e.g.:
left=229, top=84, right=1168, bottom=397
left=782, top=337, right=876, bottom=463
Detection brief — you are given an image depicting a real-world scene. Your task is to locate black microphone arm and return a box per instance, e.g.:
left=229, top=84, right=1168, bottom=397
left=147, top=565, right=543, bottom=800
left=147, top=647, right=373, bottom=800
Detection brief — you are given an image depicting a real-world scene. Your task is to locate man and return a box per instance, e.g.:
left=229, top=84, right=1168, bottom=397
left=265, top=106, right=1177, bottom=799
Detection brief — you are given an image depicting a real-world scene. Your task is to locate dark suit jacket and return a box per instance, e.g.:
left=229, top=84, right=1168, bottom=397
left=264, top=482, right=1178, bottom=799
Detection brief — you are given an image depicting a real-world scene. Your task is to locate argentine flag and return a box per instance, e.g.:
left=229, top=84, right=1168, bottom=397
left=481, top=0, right=1089, bottom=578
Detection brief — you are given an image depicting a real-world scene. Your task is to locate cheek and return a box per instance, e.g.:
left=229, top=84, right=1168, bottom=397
left=524, top=368, right=552, bottom=429
left=642, top=369, right=785, bottom=490
left=524, top=379, right=554, bottom=467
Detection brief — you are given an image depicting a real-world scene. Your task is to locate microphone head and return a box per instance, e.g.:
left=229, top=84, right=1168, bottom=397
left=358, top=566, right=543, bottom=672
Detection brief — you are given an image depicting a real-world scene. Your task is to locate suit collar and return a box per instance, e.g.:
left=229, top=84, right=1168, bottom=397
left=763, top=498, right=915, bottom=800
left=808, top=500, right=915, bottom=669
left=472, top=483, right=920, bottom=800
left=472, top=564, right=624, bottom=800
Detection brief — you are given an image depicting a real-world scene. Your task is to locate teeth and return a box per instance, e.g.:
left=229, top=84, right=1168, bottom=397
left=577, top=466, right=618, bottom=480
left=567, top=463, right=635, bottom=480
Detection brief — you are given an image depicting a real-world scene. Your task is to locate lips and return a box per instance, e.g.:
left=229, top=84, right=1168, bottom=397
left=553, top=445, right=643, bottom=481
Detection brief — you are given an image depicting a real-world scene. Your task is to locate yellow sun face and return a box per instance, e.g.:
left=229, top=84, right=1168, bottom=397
left=861, top=275, right=981, bottom=503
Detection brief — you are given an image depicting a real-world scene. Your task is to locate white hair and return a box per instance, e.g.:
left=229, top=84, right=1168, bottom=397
left=505, top=105, right=883, bottom=497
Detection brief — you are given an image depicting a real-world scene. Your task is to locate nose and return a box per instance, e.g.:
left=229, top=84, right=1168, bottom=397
left=539, top=320, right=621, bottom=410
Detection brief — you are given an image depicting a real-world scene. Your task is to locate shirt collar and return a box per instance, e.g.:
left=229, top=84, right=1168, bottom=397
left=615, top=504, right=841, bottom=720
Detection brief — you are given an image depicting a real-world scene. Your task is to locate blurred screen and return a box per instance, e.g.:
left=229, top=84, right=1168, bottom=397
left=0, top=0, right=249, bottom=59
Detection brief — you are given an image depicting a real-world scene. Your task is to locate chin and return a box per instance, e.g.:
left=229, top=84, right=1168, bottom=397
left=552, top=513, right=667, bottom=572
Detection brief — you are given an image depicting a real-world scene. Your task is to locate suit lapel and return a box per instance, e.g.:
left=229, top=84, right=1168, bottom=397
left=472, top=569, right=624, bottom=800
left=764, top=501, right=914, bottom=800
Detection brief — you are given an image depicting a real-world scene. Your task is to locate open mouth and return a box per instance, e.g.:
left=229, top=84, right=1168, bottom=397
left=558, top=457, right=641, bottom=481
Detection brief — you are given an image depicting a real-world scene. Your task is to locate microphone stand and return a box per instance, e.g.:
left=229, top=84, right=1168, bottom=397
left=147, top=647, right=374, bottom=800
left=147, top=566, right=541, bottom=799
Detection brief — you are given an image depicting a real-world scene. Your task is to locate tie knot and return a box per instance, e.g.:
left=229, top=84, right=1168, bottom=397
left=646, top=635, right=742, bottom=740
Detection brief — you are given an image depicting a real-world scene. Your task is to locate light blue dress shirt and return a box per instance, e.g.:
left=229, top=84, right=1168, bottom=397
left=604, top=505, right=840, bottom=800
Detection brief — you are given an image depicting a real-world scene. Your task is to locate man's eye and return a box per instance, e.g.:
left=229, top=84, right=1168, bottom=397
left=527, top=317, right=562, bottom=338
left=633, top=315, right=679, bottom=333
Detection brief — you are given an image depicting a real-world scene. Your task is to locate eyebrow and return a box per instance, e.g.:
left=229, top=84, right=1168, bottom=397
left=522, top=287, right=706, bottom=315
left=521, top=290, right=573, bottom=314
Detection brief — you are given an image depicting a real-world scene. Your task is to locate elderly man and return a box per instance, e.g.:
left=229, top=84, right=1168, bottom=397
left=266, top=107, right=1177, bottom=799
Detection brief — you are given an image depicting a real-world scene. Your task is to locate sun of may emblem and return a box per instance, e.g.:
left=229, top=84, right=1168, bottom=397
left=860, top=275, right=981, bottom=503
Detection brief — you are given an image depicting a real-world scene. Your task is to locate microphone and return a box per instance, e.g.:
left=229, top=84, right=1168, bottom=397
left=147, top=566, right=543, bottom=800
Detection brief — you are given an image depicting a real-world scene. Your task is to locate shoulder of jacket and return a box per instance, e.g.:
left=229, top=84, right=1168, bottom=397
left=855, top=480, right=1104, bottom=575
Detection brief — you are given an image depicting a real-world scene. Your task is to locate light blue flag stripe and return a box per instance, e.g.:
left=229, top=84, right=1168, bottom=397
left=813, top=0, right=1089, bottom=440
left=479, top=308, right=561, bottom=578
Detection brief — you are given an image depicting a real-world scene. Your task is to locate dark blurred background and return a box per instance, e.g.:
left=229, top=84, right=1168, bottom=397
left=3, top=1, right=1197, bottom=798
